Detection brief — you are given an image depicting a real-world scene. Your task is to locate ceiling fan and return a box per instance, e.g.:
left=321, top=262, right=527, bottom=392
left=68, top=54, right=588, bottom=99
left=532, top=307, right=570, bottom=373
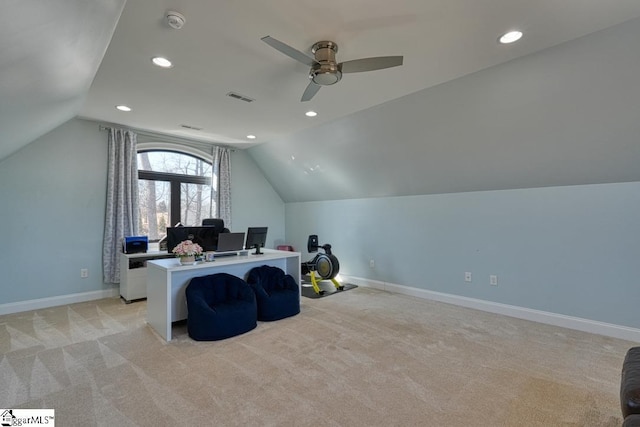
left=261, top=35, right=403, bottom=102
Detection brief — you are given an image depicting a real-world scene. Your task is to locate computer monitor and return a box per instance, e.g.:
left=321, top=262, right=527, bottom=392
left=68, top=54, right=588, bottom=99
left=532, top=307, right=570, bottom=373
left=245, top=227, right=268, bottom=255
left=166, top=226, right=220, bottom=253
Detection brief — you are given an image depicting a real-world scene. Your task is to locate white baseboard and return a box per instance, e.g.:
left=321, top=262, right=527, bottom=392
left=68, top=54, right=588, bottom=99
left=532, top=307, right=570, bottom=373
left=0, top=288, right=120, bottom=316
left=342, top=275, right=640, bottom=343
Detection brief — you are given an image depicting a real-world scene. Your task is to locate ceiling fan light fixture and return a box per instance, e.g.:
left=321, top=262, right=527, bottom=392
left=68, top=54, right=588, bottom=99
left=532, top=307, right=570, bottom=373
left=311, top=71, right=341, bottom=85
left=247, top=134, right=256, bottom=139
left=309, top=42, right=342, bottom=86
left=116, top=105, right=132, bottom=112
left=499, top=30, right=523, bottom=44
left=305, top=111, right=317, bottom=117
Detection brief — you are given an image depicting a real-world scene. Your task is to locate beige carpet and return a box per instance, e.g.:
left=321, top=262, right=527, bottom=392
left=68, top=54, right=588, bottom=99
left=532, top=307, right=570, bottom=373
left=0, top=287, right=633, bottom=426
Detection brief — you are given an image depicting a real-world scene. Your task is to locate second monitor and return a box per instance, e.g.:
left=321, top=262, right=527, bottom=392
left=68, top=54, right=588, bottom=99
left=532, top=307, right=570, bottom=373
left=245, top=227, right=268, bottom=255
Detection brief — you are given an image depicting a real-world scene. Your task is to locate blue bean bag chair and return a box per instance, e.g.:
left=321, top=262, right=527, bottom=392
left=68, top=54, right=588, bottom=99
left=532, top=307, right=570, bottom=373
left=246, top=265, right=300, bottom=321
left=186, top=273, right=257, bottom=340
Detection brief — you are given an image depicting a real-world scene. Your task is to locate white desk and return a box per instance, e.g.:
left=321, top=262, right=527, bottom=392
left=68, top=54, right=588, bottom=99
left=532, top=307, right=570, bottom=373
left=146, top=249, right=301, bottom=341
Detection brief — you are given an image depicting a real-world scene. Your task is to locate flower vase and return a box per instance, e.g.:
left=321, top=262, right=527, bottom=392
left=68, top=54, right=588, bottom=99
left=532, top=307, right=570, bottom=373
left=179, top=255, right=196, bottom=265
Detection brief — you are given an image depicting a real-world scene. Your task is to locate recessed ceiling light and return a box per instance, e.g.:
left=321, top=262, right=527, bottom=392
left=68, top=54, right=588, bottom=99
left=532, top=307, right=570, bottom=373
left=152, top=57, right=173, bottom=68
left=116, top=105, right=132, bottom=112
left=247, top=135, right=256, bottom=140
left=305, top=111, right=317, bottom=117
left=499, top=30, right=523, bottom=44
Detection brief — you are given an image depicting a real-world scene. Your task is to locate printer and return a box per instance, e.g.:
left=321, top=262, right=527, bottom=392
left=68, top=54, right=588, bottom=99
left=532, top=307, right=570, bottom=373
left=123, top=236, right=148, bottom=254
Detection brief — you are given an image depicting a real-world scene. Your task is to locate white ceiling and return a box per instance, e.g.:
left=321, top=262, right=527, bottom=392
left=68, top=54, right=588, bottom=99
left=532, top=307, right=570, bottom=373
left=78, top=0, right=640, bottom=148
left=3, top=0, right=640, bottom=160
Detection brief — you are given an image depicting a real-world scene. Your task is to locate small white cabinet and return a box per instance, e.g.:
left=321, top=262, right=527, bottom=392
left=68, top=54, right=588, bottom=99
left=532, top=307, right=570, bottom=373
left=120, top=251, right=173, bottom=303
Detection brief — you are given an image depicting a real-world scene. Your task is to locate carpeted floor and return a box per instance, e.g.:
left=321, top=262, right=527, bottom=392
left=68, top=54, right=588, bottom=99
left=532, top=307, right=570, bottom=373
left=0, top=287, right=633, bottom=426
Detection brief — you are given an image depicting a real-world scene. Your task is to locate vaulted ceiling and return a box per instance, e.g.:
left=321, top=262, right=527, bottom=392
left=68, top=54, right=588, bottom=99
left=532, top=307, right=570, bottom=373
left=250, top=17, right=640, bottom=201
left=0, top=0, right=125, bottom=160
left=3, top=1, right=640, bottom=201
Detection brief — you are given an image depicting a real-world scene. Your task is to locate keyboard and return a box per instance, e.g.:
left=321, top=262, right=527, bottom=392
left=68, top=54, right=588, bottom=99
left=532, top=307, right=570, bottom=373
left=212, top=251, right=239, bottom=258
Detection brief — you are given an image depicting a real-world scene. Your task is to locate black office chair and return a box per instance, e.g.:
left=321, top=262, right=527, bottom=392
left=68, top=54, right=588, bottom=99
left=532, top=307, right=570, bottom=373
left=202, top=218, right=230, bottom=233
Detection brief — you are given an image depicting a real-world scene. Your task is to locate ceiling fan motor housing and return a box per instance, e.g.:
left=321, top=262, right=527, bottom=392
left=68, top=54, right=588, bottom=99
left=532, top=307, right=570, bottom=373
left=310, top=41, right=342, bottom=85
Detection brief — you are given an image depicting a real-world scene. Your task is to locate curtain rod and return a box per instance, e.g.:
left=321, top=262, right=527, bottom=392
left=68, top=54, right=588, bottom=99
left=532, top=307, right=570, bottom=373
left=98, top=125, right=237, bottom=151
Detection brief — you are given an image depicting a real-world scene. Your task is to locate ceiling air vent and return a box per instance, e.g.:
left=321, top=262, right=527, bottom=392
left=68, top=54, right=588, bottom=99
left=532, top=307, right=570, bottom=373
left=180, top=124, right=202, bottom=130
left=226, top=92, right=255, bottom=103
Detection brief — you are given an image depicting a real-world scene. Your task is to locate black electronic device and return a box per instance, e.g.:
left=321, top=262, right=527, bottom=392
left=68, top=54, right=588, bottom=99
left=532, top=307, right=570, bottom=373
left=166, top=226, right=221, bottom=253
left=245, top=227, right=268, bottom=255
left=213, top=232, right=245, bottom=257
left=124, top=236, right=148, bottom=254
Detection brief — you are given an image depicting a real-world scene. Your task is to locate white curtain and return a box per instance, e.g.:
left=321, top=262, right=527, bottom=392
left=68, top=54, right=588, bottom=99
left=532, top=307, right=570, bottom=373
left=212, top=146, right=231, bottom=228
left=103, top=128, right=139, bottom=283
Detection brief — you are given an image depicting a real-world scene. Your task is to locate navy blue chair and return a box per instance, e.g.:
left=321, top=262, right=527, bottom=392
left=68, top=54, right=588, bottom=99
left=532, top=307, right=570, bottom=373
left=246, top=265, right=300, bottom=321
left=185, top=273, right=257, bottom=340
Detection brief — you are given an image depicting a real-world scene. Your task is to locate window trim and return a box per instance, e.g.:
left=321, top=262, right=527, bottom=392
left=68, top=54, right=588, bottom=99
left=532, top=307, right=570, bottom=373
left=138, top=170, right=210, bottom=185
left=137, top=142, right=212, bottom=163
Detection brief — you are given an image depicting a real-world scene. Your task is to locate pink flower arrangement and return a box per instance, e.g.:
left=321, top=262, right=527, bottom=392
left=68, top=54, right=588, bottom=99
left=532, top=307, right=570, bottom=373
left=172, top=240, right=203, bottom=257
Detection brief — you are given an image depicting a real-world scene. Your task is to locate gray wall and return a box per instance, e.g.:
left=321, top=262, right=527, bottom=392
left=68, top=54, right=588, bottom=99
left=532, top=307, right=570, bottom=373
left=0, top=118, right=284, bottom=305
left=0, top=118, right=108, bottom=304
left=231, top=149, right=285, bottom=248
left=286, top=182, right=640, bottom=329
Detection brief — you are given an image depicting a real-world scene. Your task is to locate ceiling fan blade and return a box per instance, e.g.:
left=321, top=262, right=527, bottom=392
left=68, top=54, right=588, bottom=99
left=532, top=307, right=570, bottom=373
left=261, top=36, right=318, bottom=67
left=301, top=82, right=321, bottom=102
left=339, top=56, right=403, bottom=73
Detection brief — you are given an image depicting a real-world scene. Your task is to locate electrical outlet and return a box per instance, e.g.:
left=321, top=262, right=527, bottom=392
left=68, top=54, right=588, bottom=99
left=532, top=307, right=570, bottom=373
left=80, top=268, right=89, bottom=278
left=490, top=275, right=498, bottom=286
left=369, top=259, right=375, bottom=268
left=464, top=272, right=472, bottom=283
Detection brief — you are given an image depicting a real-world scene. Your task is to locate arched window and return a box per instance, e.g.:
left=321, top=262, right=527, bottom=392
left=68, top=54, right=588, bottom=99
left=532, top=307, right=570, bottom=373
left=137, top=150, right=214, bottom=241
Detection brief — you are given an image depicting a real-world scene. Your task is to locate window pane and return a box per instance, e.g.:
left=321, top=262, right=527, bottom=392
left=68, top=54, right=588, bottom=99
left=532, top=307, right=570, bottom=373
left=137, top=149, right=215, bottom=235
left=138, top=151, right=212, bottom=177
left=138, top=180, right=170, bottom=240
left=181, top=183, right=213, bottom=226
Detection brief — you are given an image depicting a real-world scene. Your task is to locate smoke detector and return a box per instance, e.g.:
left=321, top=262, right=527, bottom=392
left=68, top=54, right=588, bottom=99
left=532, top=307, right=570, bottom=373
left=166, top=11, right=185, bottom=29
